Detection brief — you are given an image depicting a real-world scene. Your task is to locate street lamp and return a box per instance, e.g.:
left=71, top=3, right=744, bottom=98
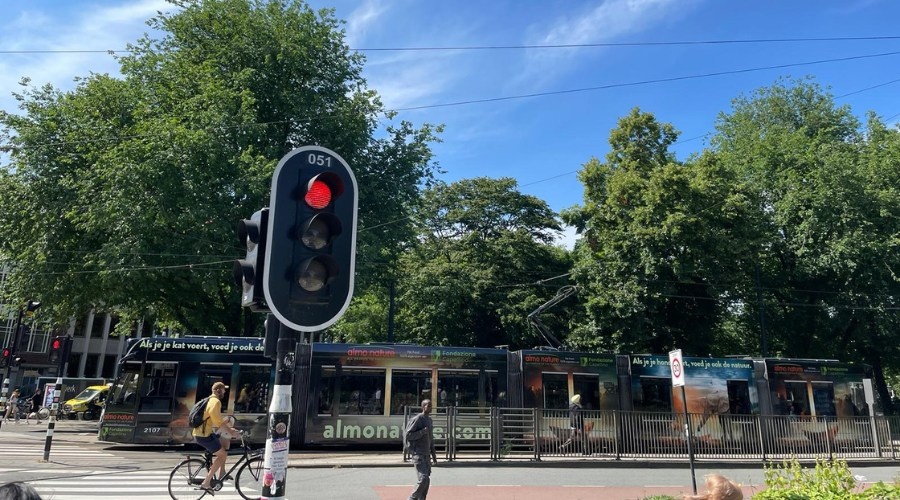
left=0, top=300, right=41, bottom=431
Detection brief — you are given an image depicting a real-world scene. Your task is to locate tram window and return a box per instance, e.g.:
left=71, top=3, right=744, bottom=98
left=391, top=369, right=431, bottom=415
left=234, top=366, right=270, bottom=413
left=437, top=370, right=481, bottom=408
left=812, top=382, right=836, bottom=417
left=543, top=373, right=568, bottom=410
left=726, top=380, right=752, bottom=415
left=336, top=368, right=385, bottom=416
left=636, top=377, right=673, bottom=412
left=108, top=364, right=140, bottom=409
left=573, top=374, right=600, bottom=410
left=784, top=381, right=811, bottom=417
left=139, top=362, right=176, bottom=413
left=318, top=367, right=336, bottom=415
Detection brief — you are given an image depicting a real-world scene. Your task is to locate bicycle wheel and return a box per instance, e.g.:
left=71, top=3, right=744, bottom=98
left=235, top=456, right=264, bottom=500
left=168, top=458, right=210, bottom=500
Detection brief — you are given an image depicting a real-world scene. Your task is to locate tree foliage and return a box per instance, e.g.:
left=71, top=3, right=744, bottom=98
left=392, top=177, right=573, bottom=348
left=710, top=79, right=900, bottom=406
left=562, top=108, right=761, bottom=354
left=0, top=0, right=440, bottom=335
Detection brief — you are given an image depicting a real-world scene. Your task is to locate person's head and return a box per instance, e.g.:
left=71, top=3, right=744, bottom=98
left=0, top=481, right=43, bottom=500
left=212, top=382, right=229, bottom=400
left=683, top=474, right=743, bottom=500
left=421, top=399, right=432, bottom=415
left=571, top=394, right=581, bottom=406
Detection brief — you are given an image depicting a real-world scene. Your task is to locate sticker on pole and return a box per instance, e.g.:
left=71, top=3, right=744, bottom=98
left=669, top=349, right=685, bottom=387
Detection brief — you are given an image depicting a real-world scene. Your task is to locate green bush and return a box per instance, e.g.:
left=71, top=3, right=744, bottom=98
left=753, top=457, right=900, bottom=499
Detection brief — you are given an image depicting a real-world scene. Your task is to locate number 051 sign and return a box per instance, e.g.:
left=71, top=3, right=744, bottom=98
left=669, top=349, right=685, bottom=387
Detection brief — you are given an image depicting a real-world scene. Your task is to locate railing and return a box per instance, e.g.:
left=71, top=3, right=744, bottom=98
left=404, top=407, right=900, bottom=463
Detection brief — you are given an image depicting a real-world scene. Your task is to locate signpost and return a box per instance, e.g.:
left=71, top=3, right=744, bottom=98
left=669, top=349, right=697, bottom=495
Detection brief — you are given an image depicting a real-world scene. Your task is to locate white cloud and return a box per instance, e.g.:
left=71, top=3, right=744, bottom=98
left=344, top=0, right=389, bottom=48
left=366, top=52, right=458, bottom=111
left=518, top=0, right=698, bottom=88
left=0, top=1, right=173, bottom=115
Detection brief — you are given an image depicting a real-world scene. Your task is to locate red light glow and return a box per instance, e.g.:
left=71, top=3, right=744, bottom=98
left=304, top=180, right=332, bottom=209
left=51, top=340, right=61, bottom=349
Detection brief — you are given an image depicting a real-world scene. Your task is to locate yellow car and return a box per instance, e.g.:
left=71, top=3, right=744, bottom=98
left=63, top=385, right=110, bottom=420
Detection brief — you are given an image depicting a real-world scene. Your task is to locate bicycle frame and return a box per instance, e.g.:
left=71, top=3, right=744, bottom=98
left=197, top=435, right=260, bottom=484
left=169, top=433, right=264, bottom=500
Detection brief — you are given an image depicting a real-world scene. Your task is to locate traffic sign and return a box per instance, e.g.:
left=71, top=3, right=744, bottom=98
left=669, top=349, right=685, bottom=387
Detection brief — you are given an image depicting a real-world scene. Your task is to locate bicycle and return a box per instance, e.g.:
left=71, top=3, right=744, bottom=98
left=168, top=431, right=264, bottom=500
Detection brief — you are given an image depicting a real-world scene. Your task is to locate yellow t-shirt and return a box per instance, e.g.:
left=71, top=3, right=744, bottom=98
left=191, top=396, right=224, bottom=438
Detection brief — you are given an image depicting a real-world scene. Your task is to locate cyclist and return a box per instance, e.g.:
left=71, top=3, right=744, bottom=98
left=193, top=381, right=240, bottom=494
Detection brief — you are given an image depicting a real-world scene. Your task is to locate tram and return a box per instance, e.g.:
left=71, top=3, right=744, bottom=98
left=99, top=336, right=875, bottom=448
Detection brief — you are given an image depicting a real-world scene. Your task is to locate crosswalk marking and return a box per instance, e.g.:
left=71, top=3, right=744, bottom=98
left=1, top=443, right=115, bottom=458
left=30, top=469, right=249, bottom=499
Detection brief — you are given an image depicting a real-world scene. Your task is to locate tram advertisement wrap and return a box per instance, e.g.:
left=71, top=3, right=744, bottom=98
left=304, top=414, right=491, bottom=445
left=630, top=355, right=758, bottom=446
left=520, top=351, right=619, bottom=447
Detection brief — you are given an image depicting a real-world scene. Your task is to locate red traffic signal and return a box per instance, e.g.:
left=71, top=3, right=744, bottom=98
left=304, top=179, right=334, bottom=209
left=48, top=335, right=70, bottom=365
left=0, top=347, right=10, bottom=369
left=265, top=146, right=358, bottom=332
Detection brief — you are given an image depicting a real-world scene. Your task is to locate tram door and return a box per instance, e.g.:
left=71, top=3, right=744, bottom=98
left=197, top=368, right=233, bottom=411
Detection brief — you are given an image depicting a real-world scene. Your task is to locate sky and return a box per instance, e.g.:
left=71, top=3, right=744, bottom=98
left=2, top=0, right=899, bottom=248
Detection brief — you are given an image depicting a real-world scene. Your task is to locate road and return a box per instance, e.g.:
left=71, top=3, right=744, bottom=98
left=0, top=420, right=897, bottom=499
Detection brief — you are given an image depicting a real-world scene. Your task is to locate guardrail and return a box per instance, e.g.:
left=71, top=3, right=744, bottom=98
left=403, top=407, right=900, bottom=463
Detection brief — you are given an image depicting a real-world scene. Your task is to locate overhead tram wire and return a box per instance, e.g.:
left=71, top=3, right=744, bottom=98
left=4, top=35, right=900, bottom=55
left=3, top=50, right=900, bottom=153
left=391, top=50, right=900, bottom=112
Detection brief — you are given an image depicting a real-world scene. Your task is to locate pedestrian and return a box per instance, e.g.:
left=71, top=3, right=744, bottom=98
left=192, top=381, right=241, bottom=495
left=27, top=388, right=43, bottom=424
left=405, top=399, right=437, bottom=500
left=0, top=481, right=43, bottom=500
left=236, top=384, right=251, bottom=412
left=4, top=390, right=20, bottom=423
left=682, top=473, right=743, bottom=499
left=558, top=394, right=583, bottom=452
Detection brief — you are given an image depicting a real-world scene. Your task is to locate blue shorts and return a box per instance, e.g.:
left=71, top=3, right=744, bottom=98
left=195, top=434, right=222, bottom=453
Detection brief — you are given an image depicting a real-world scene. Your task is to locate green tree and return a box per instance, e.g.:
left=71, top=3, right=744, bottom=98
left=563, top=108, right=762, bottom=355
left=394, top=177, right=573, bottom=348
left=0, top=0, right=440, bottom=335
left=709, top=79, right=900, bottom=407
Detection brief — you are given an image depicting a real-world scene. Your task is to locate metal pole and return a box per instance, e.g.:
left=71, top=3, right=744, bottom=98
left=755, top=263, right=768, bottom=357
left=0, top=306, right=25, bottom=432
left=42, top=338, right=70, bottom=462
left=681, top=385, right=697, bottom=495
left=261, top=322, right=296, bottom=500
left=387, top=281, right=395, bottom=343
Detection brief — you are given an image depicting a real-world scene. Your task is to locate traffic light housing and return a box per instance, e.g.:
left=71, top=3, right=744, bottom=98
left=48, top=337, right=66, bottom=365
left=233, top=208, right=270, bottom=310
left=0, top=347, right=10, bottom=369
left=264, top=146, right=358, bottom=332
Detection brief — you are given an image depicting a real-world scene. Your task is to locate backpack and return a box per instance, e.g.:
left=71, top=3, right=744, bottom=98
left=188, top=396, right=211, bottom=429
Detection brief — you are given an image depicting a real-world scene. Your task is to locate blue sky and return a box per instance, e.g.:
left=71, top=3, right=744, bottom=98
left=2, top=0, right=899, bottom=248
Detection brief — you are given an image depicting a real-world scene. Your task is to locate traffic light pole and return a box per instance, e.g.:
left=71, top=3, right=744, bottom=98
left=261, top=319, right=296, bottom=500
left=42, top=335, right=71, bottom=461
left=0, top=306, right=26, bottom=432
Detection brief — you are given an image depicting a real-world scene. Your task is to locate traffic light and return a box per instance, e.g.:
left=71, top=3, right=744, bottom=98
left=264, top=145, right=358, bottom=332
left=233, top=208, right=270, bottom=310
left=48, top=336, right=64, bottom=365
left=0, top=347, right=10, bottom=369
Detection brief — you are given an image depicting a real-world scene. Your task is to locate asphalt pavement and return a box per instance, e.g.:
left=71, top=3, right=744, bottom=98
left=3, top=420, right=899, bottom=500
